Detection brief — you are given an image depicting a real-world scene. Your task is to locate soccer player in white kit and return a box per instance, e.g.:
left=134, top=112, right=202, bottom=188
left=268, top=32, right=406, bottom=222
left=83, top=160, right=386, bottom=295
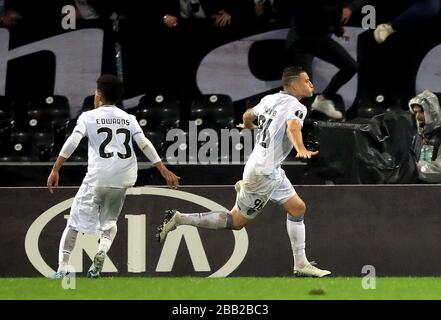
left=47, top=75, right=180, bottom=278
left=157, top=67, right=330, bottom=277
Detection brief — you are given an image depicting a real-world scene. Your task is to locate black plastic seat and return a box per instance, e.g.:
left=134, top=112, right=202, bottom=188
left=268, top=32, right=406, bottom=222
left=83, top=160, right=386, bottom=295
left=201, top=128, right=255, bottom=163
left=134, top=128, right=165, bottom=161
left=0, top=110, right=14, bottom=145
left=82, top=95, right=95, bottom=112
left=0, top=130, right=54, bottom=161
left=224, top=128, right=255, bottom=163
left=165, top=131, right=189, bottom=164
left=190, top=94, right=234, bottom=130
left=27, top=95, right=71, bottom=129
left=136, top=94, right=180, bottom=132
left=33, top=131, right=55, bottom=161
left=164, top=128, right=254, bottom=164
left=1, top=96, right=28, bottom=130
left=0, top=96, right=13, bottom=112
left=9, top=131, right=36, bottom=160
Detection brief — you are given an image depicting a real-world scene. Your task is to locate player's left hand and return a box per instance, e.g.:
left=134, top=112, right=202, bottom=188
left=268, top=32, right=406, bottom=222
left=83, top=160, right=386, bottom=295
left=236, top=123, right=257, bottom=130
left=296, top=149, right=319, bottom=159
left=160, top=168, right=181, bottom=189
left=47, top=171, right=59, bottom=194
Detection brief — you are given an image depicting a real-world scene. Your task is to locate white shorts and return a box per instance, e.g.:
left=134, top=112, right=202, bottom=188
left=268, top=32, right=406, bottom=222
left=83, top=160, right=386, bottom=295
left=67, top=183, right=127, bottom=234
left=234, top=169, right=296, bottom=219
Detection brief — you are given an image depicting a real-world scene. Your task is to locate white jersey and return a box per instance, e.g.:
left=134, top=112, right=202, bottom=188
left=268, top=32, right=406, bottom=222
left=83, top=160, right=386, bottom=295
left=72, top=105, right=143, bottom=188
left=246, top=91, right=307, bottom=179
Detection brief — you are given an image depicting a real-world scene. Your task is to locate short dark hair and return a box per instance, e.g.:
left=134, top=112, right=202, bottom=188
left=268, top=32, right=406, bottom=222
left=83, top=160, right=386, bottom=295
left=282, top=66, right=306, bottom=87
left=97, top=75, right=124, bottom=104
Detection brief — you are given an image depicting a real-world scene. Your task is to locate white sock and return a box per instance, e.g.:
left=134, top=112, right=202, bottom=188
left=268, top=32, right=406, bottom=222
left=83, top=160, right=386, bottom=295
left=57, top=226, right=78, bottom=272
left=286, top=215, right=309, bottom=269
left=98, top=224, right=117, bottom=254
left=175, top=211, right=233, bottom=229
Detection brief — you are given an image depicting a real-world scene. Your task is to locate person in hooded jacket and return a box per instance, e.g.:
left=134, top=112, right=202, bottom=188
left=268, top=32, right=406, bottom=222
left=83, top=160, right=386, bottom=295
left=409, top=90, right=441, bottom=183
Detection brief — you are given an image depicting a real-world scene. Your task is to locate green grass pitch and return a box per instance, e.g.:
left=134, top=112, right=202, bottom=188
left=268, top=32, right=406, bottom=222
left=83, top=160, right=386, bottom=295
left=1, top=277, right=441, bottom=300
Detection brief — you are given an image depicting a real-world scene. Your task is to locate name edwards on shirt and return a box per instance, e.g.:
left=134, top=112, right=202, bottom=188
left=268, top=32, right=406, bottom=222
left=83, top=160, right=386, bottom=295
left=96, top=118, right=130, bottom=126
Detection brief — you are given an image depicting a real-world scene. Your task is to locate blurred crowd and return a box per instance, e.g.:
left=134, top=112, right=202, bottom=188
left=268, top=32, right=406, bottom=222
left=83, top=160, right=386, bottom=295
left=1, top=0, right=441, bottom=182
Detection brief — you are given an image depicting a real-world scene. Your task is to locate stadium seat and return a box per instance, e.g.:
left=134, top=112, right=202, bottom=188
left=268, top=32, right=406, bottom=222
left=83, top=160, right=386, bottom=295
left=1, top=96, right=29, bottom=130
left=82, top=95, right=95, bottom=112
left=165, top=131, right=189, bottom=164
left=34, top=131, right=55, bottom=161
left=26, top=96, right=71, bottom=159
left=0, top=96, right=13, bottom=112
left=214, top=128, right=255, bottom=163
left=27, top=95, right=71, bottom=129
left=192, top=129, right=219, bottom=163
left=0, top=130, right=54, bottom=162
left=0, top=109, right=14, bottom=136
left=0, top=131, right=34, bottom=161
left=164, top=130, right=224, bottom=164
left=164, top=128, right=254, bottom=164
left=134, top=128, right=166, bottom=161
left=0, top=111, right=14, bottom=156
left=190, top=94, right=234, bottom=130
left=136, top=94, right=180, bottom=132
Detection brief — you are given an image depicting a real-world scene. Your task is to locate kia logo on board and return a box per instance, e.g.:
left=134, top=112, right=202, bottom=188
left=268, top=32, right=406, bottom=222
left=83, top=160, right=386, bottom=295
left=25, top=187, right=249, bottom=278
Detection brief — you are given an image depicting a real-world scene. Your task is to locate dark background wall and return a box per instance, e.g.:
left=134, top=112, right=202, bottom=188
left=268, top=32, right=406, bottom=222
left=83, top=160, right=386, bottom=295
left=2, top=1, right=441, bottom=116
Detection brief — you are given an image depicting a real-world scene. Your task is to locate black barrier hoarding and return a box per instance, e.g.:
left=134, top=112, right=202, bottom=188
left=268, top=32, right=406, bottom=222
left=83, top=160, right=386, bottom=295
left=1, top=185, right=441, bottom=277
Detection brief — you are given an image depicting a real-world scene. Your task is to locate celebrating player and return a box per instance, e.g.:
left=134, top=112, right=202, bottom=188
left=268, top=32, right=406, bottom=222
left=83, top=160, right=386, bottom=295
left=157, top=66, right=330, bottom=277
left=47, top=75, right=180, bottom=278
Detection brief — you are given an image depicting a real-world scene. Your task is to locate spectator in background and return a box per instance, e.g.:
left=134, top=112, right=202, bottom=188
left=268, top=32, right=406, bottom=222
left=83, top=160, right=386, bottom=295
left=73, top=0, right=101, bottom=19
left=253, top=0, right=291, bottom=28
left=254, top=0, right=277, bottom=23
left=341, top=0, right=371, bottom=24
left=0, top=0, right=21, bottom=27
left=162, top=0, right=233, bottom=29
left=409, top=90, right=441, bottom=183
left=374, top=0, right=441, bottom=44
left=160, top=0, right=247, bottom=104
left=286, top=1, right=358, bottom=119
left=73, top=0, right=100, bottom=19
left=71, top=0, right=126, bottom=20
left=0, top=1, right=64, bottom=46
left=254, top=0, right=268, bottom=17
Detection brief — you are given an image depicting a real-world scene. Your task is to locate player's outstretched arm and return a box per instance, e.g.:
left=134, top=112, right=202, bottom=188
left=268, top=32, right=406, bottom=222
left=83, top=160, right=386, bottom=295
left=154, top=161, right=181, bottom=189
left=47, top=156, right=66, bottom=193
left=286, top=119, right=319, bottom=159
